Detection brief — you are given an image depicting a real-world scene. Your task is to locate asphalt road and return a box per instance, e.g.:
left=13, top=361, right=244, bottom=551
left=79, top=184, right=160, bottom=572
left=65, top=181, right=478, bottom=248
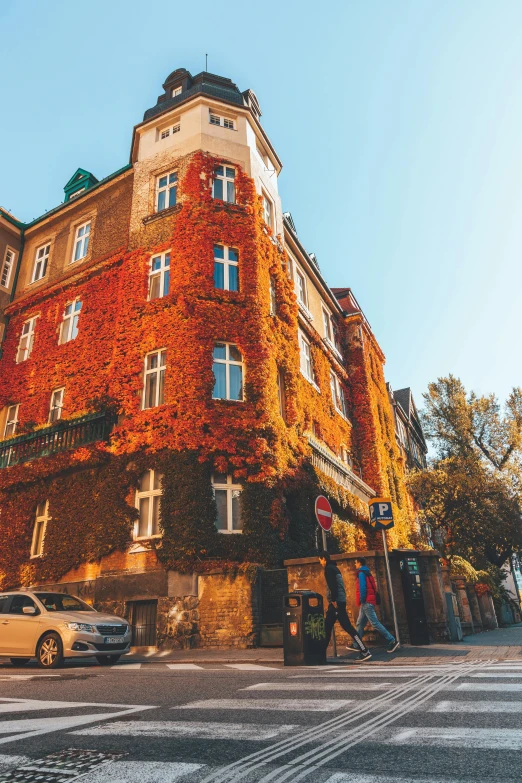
left=0, top=656, right=522, bottom=781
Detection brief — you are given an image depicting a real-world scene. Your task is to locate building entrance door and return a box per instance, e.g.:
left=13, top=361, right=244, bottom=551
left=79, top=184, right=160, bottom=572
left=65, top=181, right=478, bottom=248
left=127, top=600, right=157, bottom=647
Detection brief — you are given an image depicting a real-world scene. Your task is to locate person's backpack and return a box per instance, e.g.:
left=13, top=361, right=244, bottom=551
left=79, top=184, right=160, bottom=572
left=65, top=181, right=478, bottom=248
left=367, top=573, right=381, bottom=606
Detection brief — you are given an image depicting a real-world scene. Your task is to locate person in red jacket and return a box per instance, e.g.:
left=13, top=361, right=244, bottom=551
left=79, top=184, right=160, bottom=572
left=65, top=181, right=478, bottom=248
left=346, top=557, right=400, bottom=653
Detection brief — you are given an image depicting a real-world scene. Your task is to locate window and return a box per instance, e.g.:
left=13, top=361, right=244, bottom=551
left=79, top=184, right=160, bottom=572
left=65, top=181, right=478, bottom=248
left=340, top=446, right=352, bottom=467
left=148, top=252, right=171, bottom=300
left=31, top=501, right=50, bottom=558
left=299, top=330, right=315, bottom=384
left=135, top=470, right=163, bottom=539
left=323, top=308, right=341, bottom=353
left=213, top=245, right=238, bottom=291
left=16, top=316, right=38, bottom=362
left=9, top=595, right=38, bottom=614
left=212, top=166, right=235, bottom=204
left=212, top=474, right=242, bottom=533
left=269, top=277, right=277, bottom=315
left=3, top=404, right=19, bottom=438
left=142, top=350, right=166, bottom=409
left=156, top=172, right=178, bottom=212
left=160, top=128, right=170, bottom=139
left=32, top=244, right=50, bottom=282
left=172, top=123, right=180, bottom=134
left=72, top=222, right=91, bottom=263
left=277, top=369, right=286, bottom=420
left=262, top=194, right=273, bottom=229
left=330, top=370, right=347, bottom=417
left=212, top=343, right=243, bottom=401
left=59, top=299, right=82, bottom=344
left=1, top=248, right=15, bottom=289
left=172, top=86, right=182, bottom=97
left=295, top=267, right=308, bottom=308
left=49, top=388, right=64, bottom=423
left=209, top=112, right=235, bottom=130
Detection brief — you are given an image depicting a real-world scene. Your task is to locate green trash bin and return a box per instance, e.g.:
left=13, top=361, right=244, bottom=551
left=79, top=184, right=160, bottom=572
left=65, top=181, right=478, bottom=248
left=283, top=590, right=327, bottom=666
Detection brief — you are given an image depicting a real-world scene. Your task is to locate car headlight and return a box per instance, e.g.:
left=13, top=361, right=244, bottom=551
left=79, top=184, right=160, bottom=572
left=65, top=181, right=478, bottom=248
left=63, top=622, right=97, bottom=633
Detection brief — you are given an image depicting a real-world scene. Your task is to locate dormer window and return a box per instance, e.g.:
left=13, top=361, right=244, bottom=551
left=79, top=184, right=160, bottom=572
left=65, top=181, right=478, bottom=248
left=172, top=86, right=182, bottom=97
left=209, top=111, right=235, bottom=130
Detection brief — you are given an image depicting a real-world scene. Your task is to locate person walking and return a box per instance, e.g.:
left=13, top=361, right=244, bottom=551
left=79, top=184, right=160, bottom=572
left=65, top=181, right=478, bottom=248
left=318, top=551, right=372, bottom=662
left=346, top=557, right=400, bottom=653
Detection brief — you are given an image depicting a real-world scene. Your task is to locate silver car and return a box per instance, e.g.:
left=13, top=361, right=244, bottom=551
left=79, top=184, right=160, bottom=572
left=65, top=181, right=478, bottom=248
left=0, top=590, right=131, bottom=668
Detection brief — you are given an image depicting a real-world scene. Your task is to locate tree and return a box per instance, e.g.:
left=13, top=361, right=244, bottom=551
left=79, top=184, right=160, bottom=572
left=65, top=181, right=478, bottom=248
left=409, top=376, right=522, bottom=569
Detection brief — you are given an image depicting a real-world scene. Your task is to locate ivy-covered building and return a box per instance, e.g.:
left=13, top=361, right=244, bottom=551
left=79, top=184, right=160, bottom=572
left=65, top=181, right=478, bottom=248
left=0, top=68, right=423, bottom=648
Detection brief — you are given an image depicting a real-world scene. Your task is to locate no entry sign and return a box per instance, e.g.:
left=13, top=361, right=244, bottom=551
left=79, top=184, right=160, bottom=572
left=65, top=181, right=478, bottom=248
left=315, top=495, right=333, bottom=531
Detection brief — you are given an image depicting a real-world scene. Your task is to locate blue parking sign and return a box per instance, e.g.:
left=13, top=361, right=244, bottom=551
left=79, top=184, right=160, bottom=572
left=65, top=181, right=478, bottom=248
left=368, top=497, right=395, bottom=530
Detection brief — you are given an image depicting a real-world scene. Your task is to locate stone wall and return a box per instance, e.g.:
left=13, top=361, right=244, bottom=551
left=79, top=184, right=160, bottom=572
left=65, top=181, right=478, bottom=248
left=198, top=571, right=259, bottom=648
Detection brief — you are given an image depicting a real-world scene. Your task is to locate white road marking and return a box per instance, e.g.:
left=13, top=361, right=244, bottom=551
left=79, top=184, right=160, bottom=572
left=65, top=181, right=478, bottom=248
left=225, top=664, right=279, bottom=671
left=325, top=775, right=478, bottom=783
left=470, top=672, right=522, bottom=678
left=175, top=699, right=353, bottom=712
left=0, top=675, right=59, bottom=680
left=385, top=727, right=522, bottom=749
left=245, top=682, right=390, bottom=691
left=111, top=663, right=142, bottom=669
left=430, top=700, right=522, bottom=713
left=166, top=664, right=204, bottom=670
left=0, top=698, right=95, bottom=714
left=292, top=672, right=414, bottom=679
left=72, top=720, right=297, bottom=741
left=457, top=683, right=522, bottom=692
left=79, top=761, right=203, bottom=782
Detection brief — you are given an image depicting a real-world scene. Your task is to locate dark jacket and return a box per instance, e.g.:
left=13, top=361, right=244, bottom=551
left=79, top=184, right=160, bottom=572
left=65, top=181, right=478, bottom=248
left=324, top=562, right=347, bottom=603
left=356, top=565, right=377, bottom=606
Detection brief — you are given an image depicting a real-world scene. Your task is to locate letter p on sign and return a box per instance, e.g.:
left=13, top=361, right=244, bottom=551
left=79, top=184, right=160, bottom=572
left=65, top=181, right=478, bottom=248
left=379, top=503, right=389, bottom=517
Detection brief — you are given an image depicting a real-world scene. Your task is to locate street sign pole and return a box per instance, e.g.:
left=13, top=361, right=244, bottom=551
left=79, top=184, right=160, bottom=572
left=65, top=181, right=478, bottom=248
left=381, top=528, right=400, bottom=645
left=315, top=496, right=336, bottom=658
left=321, top=528, right=327, bottom=551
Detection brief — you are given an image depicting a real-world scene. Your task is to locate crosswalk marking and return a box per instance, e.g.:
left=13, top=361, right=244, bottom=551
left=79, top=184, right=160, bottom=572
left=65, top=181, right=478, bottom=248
left=385, top=727, right=522, bottom=749
left=245, top=682, right=390, bottom=691
left=72, top=720, right=298, bottom=741
left=79, top=761, right=203, bottom=782
left=225, top=664, right=279, bottom=671
left=470, top=672, right=522, bottom=678
left=175, top=698, right=353, bottom=712
left=166, top=664, right=203, bottom=670
left=430, top=700, right=522, bottom=712
left=111, top=663, right=142, bottom=669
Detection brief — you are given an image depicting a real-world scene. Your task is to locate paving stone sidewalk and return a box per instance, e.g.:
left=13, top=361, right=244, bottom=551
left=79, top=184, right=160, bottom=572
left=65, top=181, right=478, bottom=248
left=127, top=623, right=522, bottom=664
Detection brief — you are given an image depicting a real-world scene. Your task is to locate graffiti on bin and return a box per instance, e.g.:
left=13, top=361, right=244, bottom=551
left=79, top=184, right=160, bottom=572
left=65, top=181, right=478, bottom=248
left=304, top=613, right=325, bottom=640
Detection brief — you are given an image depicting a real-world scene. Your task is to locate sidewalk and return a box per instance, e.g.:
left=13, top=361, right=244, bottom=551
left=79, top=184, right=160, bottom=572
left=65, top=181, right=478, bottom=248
left=127, top=624, right=522, bottom=664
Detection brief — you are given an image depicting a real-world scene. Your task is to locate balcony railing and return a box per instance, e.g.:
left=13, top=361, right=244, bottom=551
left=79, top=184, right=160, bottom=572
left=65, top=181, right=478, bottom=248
left=0, top=411, right=116, bottom=469
left=308, top=436, right=375, bottom=502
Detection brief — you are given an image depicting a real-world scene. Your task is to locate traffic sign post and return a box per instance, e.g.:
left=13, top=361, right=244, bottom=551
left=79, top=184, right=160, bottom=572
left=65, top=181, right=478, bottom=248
left=368, top=497, right=400, bottom=645
left=315, top=495, right=336, bottom=657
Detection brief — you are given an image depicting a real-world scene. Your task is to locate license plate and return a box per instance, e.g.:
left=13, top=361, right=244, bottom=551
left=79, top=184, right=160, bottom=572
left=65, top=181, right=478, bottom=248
left=104, top=637, right=121, bottom=644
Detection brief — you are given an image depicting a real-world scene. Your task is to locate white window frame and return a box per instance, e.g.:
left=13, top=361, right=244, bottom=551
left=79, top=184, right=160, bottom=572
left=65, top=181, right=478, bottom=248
left=148, top=251, right=171, bottom=300
left=212, top=342, right=244, bottom=401
left=213, top=245, right=239, bottom=291
left=156, top=171, right=178, bottom=212
left=160, top=128, right=170, bottom=139
left=3, top=404, right=19, bottom=438
left=172, top=123, right=180, bottom=134
left=212, top=474, right=243, bottom=533
left=31, top=501, right=50, bottom=558
left=212, top=166, right=236, bottom=204
left=134, top=469, right=163, bottom=540
left=49, top=388, right=65, bottom=423
left=330, top=370, right=348, bottom=418
left=32, top=243, right=50, bottom=283
left=340, top=446, right=352, bottom=468
left=209, top=111, right=235, bottom=130
left=295, top=266, right=309, bottom=309
left=59, top=299, right=82, bottom=344
left=172, top=86, right=182, bottom=97
left=299, top=330, right=318, bottom=389
left=142, top=349, right=167, bottom=410
left=322, top=307, right=342, bottom=356
left=262, top=193, right=273, bottom=229
left=16, top=316, right=38, bottom=363
left=269, top=277, right=277, bottom=315
left=71, top=221, right=91, bottom=264
left=0, top=248, right=15, bottom=290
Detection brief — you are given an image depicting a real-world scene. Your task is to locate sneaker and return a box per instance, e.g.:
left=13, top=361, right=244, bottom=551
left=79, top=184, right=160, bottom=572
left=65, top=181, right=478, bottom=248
left=354, top=650, right=372, bottom=663
left=345, top=644, right=362, bottom=653
left=387, top=640, right=400, bottom=653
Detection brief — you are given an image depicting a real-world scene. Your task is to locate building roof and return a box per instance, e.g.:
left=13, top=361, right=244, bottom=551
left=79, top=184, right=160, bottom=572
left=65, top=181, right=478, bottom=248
left=0, top=207, right=24, bottom=230
left=143, top=69, right=259, bottom=122
left=394, top=387, right=412, bottom=418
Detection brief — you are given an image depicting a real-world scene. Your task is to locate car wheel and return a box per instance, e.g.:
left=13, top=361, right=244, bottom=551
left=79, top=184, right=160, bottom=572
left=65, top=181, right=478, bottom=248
left=37, top=633, right=64, bottom=669
left=96, top=655, right=121, bottom=666
left=10, top=658, right=30, bottom=667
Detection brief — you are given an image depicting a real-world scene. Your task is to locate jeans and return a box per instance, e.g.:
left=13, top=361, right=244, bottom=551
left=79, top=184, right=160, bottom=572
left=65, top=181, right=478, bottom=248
left=356, top=602, right=395, bottom=643
left=325, top=602, right=368, bottom=652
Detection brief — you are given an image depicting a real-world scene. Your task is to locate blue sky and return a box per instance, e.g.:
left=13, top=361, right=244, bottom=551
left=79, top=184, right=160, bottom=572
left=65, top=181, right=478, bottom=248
left=1, top=0, right=520, bottom=407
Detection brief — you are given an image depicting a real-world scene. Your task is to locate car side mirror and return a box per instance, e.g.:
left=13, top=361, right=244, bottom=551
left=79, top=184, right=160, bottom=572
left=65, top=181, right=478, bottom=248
left=22, top=606, right=37, bottom=615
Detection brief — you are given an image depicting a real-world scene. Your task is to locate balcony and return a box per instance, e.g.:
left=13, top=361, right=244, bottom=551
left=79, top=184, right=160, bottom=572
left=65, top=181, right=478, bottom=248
left=308, top=436, right=375, bottom=503
left=0, top=411, right=116, bottom=469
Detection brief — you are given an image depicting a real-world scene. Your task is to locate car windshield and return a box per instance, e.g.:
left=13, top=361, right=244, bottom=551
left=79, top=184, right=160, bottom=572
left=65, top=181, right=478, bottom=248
left=34, top=593, right=95, bottom=612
